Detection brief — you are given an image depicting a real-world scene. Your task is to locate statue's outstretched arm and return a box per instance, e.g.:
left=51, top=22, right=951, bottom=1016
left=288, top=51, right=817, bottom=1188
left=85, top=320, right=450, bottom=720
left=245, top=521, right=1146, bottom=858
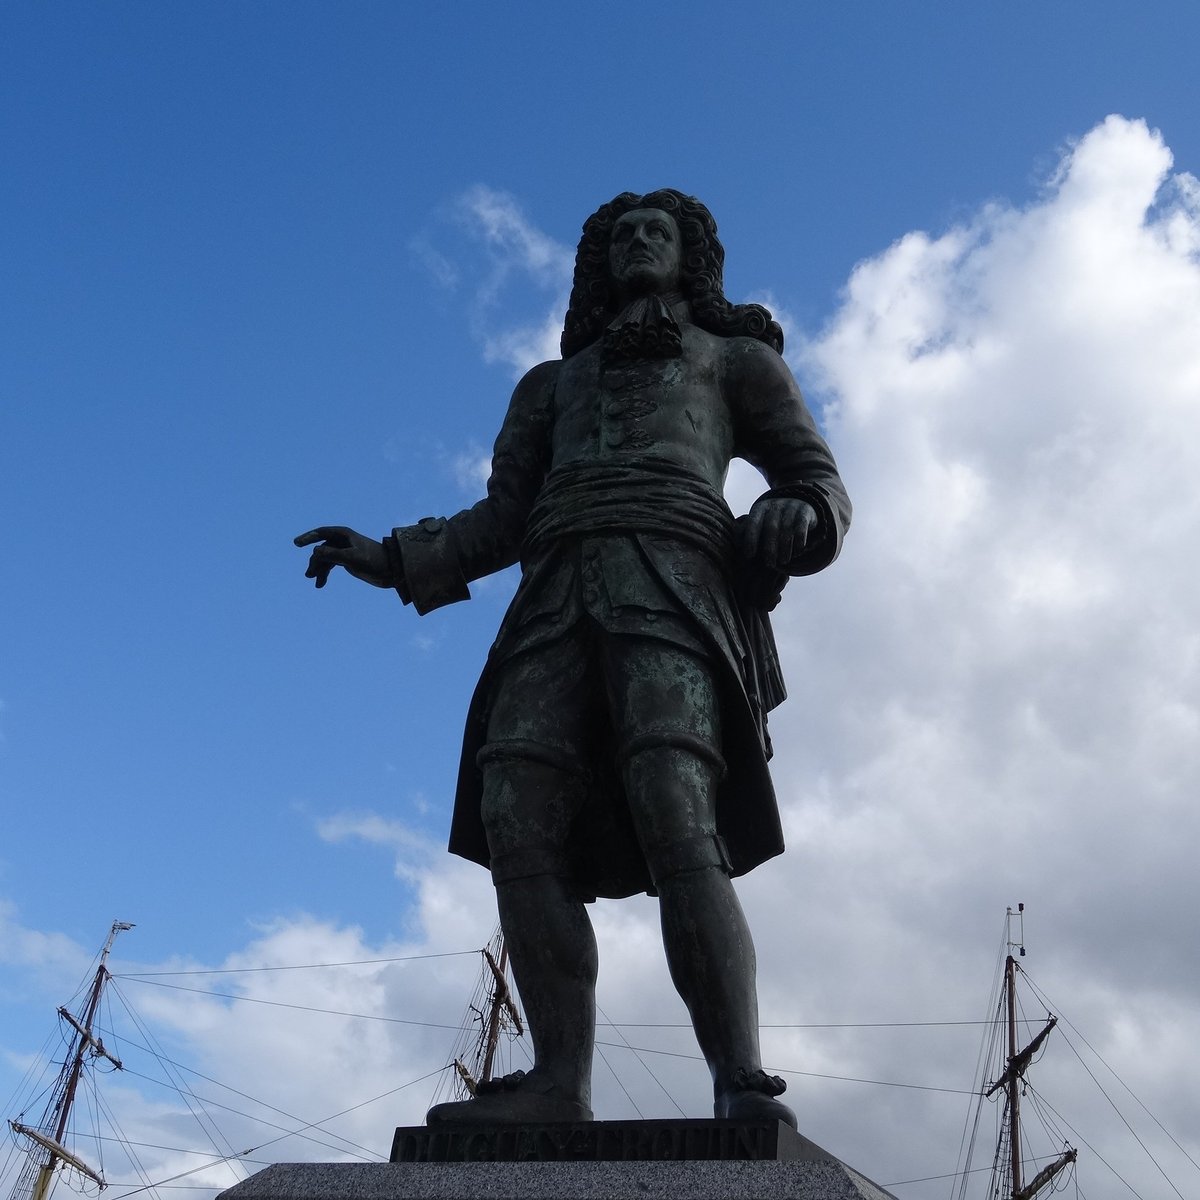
left=294, top=361, right=558, bottom=610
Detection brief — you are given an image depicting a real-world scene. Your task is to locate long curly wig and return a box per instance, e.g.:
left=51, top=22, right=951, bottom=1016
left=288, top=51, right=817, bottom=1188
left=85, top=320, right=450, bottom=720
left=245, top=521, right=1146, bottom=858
left=560, top=189, right=784, bottom=359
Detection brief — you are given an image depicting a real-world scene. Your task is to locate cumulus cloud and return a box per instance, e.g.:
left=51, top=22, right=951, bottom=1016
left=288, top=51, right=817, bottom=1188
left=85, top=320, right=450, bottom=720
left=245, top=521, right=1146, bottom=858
left=750, top=113, right=1200, bottom=1188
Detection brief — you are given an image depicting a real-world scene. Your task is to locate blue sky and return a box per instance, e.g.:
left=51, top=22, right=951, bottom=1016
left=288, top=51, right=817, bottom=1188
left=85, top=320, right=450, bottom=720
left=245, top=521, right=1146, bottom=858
left=3, top=4, right=1200, bottom=1196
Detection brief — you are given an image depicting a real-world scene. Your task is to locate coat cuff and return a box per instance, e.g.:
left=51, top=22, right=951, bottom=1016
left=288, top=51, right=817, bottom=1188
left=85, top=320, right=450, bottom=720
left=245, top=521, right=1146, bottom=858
left=388, top=517, right=471, bottom=615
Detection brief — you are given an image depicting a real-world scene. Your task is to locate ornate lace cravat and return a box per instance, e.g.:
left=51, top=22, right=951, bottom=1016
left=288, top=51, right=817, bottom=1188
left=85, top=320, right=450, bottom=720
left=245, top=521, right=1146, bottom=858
left=601, top=294, right=683, bottom=362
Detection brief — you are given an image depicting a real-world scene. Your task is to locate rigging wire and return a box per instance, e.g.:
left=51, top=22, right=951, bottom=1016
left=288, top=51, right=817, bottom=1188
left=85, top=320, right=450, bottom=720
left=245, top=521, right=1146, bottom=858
left=86, top=1184, right=270, bottom=1193
left=1, top=1022, right=67, bottom=1130
left=602, top=1019, right=1016, bottom=1029
left=113, top=952, right=476, bottom=979
left=592, top=1041, right=976, bottom=1095
left=1022, top=1087, right=1082, bottom=1197
left=80, top=1055, right=105, bottom=1189
left=115, top=977, right=1023, bottom=1032
left=594, top=1002, right=686, bottom=1119
left=113, top=1066, right=382, bottom=1164
left=87, top=1024, right=378, bottom=1163
left=951, top=983, right=1007, bottom=1200
left=103, top=1067, right=444, bottom=1200
left=83, top=1134, right=271, bottom=1163
left=93, top=1090, right=162, bottom=1200
left=1022, top=1085, right=1145, bottom=1200
left=889, top=1153, right=1068, bottom=1191
left=0, top=1025, right=65, bottom=1188
left=1020, top=971, right=1200, bottom=1178
left=1024, top=1085, right=1070, bottom=1157
left=1050, top=1026, right=1183, bottom=1199
left=592, top=1044, right=644, bottom=1120
left=950, top=917, right=1010, bottom=1200
left=191, top=1066, right=442, bottom=1162
left=98, top=1151, right=263, bottom=1200
left=105, top=983, right=246, bottom=1179
left=115, top=979, right=466, bottom=1032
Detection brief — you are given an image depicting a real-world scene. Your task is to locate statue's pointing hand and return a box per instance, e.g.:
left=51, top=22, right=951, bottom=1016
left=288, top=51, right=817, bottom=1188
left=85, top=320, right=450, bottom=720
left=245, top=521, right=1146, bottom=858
left=294, top=526, right=393, bottom=589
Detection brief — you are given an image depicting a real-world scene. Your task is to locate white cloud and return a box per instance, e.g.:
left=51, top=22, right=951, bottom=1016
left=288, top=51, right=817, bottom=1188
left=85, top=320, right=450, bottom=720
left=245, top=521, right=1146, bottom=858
left=406, top=187, right=573, bottom=377
left=0, top=899, right=91, bottom=980
left=458, top=186, right=574, bottom=290
left=450, top=445, right=493, bottom=491
left=316, top=812, right=441, bottom=884
left=457, top=187, right=573, bottom=377
left=407, top=234, right=458, bottom=291
left=482, top=307, right=564, bottom=377
left=752, top=114, right=1200, bottom=1186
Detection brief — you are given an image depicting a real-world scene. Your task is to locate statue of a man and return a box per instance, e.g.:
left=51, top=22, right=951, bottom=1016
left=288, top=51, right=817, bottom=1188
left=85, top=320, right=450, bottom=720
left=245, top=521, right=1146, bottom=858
left=297, top=190, right=850, bottom=1130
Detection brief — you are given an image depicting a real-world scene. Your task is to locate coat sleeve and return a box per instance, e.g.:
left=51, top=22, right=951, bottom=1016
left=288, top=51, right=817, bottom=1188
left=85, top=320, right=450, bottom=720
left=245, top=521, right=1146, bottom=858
left=387, top=359, right=557, bottom=614
left=726, top=337, right=851, bottom=577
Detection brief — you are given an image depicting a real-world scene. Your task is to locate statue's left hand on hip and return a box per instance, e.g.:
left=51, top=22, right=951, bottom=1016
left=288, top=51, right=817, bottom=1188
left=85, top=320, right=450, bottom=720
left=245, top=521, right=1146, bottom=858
left=737, top=497, right=819, bottom=574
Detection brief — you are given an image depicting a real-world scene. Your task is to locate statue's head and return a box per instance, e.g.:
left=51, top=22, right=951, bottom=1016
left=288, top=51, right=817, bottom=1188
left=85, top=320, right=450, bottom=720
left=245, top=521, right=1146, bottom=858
left=607, top=207, right=684, bottom=302
left=561, top=188, right=784, bottom=359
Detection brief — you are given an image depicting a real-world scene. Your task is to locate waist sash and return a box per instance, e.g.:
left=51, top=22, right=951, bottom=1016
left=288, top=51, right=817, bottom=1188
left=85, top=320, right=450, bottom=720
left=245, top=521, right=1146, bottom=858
left=523, top=457, right=735, bottom=563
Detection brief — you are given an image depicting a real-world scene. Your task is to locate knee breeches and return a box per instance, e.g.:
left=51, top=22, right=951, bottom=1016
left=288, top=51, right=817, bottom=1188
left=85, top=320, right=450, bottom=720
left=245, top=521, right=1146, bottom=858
left=479, top=625, right=730, bottom=887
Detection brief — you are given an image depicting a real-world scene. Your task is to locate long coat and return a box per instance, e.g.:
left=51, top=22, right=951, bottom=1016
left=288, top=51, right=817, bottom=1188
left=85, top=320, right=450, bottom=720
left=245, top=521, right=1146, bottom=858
left=391, top=329, right=851, bottom=898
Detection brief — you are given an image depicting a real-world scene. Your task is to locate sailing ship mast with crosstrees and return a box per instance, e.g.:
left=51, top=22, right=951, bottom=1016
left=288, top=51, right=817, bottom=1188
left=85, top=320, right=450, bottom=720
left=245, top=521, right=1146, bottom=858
left=430, top=926, right=525, bottom=1107
left=6, top=921, right=134, bottom=1200
left=957, top=905, right=1078, bottom=1200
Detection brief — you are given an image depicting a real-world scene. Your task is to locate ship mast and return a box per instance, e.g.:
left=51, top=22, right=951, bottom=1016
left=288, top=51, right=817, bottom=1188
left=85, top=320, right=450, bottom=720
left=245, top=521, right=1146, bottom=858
left=982, top=906, right=1076, bottom=1200
left=7, top=922, right=133, bottom=1200
left=449, top=928, right=524, bottom=1097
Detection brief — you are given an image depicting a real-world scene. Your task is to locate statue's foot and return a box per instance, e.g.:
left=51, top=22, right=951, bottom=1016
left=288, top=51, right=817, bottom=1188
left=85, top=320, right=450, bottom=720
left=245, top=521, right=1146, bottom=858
left=426, top=1070, right=592, bottom=1126
left=714, top=1068, right=798, bottom=1130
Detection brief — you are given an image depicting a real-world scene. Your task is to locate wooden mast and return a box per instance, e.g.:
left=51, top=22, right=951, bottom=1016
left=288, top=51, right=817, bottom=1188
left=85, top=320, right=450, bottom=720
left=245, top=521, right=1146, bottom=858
left=8, top=921, right=132, bottom=1200
left=1006, top=952, right=1022, bottom=1197
left=980, top=906, right=1077, bottom=1200
left=449, top=929, right=524, bottom=1098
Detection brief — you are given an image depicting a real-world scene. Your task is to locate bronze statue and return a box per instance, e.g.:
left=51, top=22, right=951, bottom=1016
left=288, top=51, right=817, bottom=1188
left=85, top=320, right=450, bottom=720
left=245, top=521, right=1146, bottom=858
left=296, top=190, right=850, bottom=1130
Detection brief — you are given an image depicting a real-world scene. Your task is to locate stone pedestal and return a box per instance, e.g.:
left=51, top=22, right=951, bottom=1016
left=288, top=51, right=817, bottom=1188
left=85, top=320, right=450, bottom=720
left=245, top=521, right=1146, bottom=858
left=217, top=1119, right=897, bottom=1200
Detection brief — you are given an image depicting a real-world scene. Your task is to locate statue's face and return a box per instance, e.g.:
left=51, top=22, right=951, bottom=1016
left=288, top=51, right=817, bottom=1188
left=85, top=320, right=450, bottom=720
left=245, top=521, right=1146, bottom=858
left=608, top=208, right=682, bottom=298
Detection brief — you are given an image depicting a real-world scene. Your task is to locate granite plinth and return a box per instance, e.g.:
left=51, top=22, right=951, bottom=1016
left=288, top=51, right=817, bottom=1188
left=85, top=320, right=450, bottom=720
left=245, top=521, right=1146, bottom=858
left=218, top=1120, right=897, bottom=1200
left=217, top=1158, right=896, bottom=1200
